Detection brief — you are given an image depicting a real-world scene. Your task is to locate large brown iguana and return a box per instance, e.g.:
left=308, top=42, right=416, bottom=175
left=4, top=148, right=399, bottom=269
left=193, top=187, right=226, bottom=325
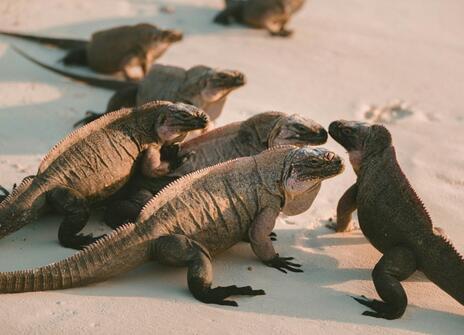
left=104, top=111, right=328, bottom=228
left=0, top=146, right=344, bottom=306
left=13, top=47, right=245, bottom=128
left=0, top=101, right=208, bottom=249
left=328, top=120, right=464, bottom=319
left=214, top=0, right=305, bottom=37
left=1, top=23, right=183, bottom=80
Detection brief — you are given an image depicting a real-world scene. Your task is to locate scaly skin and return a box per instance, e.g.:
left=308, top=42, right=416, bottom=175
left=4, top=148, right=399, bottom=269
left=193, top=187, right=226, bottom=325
left=328, top=120, right=464, bottom=320
left=0, top=146, right=344, bottom=306
left=214, top=0, right=305, bottom=37
left=2, top=23, right=183, bottom=80
left=0, top=101, right=208, bottom=250
left=104, top=111, right=329, bottom=228
left=11, top=50, right=246, bottom=128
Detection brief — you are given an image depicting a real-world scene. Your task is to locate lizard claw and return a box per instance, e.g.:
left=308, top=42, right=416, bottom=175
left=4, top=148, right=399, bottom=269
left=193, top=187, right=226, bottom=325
left=200, top=285, right=265, bottom=307
left=263, top=254, right=303, bottom=274
left=74, top=111, right=103, bottom=128
left=269, top=232, right=277, bottom=241
left=351, top=295, right=403, bottom=320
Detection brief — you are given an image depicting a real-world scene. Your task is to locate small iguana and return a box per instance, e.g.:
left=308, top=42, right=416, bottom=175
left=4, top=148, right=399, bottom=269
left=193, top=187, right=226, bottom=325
left=1, top=23, right=183, bottom=80
left=214, top=0, right=305, bottom=37
left=0, top=146, right=344, bottom=306
left=0, top=101, right=208, bottom=249
left=328, top=120, right=464, bottom=319
left=104, top=111, right=328, bottom=229
left=13, top=48, right=245, bottom=128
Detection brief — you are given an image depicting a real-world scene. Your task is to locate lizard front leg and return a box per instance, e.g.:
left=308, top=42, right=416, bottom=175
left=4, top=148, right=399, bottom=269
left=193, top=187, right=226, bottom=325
left=327, top=183, right=358, bottom=232
left=249, top=207, right=303, bottom=273
left=141, top=145, right=170, bottom=178
left=152, top=234, right=265, bottom=306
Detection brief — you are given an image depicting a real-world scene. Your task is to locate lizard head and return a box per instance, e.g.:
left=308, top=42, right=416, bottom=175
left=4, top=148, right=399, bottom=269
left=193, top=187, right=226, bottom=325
left=270, top=114, right=328, bottom=147
left=283, top=147, right=344, bottom=195
left=159, top=29, right=183, bottom=43
left=156, top=102, right=209, bottom=144
left=200, top=69, right=246, bottom=103
left=329, top=120, right=392, bottom=172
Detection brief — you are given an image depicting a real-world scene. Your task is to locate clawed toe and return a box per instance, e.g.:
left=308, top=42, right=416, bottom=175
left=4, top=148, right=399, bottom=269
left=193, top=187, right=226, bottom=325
left=352, top=295, right=403, bottom=320
left=264, top=254, right=303, bottom=274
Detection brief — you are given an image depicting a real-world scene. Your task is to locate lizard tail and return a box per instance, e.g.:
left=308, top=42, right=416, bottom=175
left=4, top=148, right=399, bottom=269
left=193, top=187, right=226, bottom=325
left=417, top=233, right=464, bottom=305
left=0, top=30, right=88, bottom=50
left=12, top=46, right=134, bottom=91
left=0, top=223, right=150, bottom=293
left=0, top=176, right=48, bottom=238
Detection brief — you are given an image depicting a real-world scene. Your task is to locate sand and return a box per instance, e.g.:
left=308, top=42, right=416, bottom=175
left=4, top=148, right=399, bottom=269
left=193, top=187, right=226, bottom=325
left=0, top=0, right=463, bottom=334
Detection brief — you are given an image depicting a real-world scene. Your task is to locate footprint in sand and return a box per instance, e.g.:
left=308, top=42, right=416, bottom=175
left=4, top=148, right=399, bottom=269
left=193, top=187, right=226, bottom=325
left=363, top=101, right=415, bottom=124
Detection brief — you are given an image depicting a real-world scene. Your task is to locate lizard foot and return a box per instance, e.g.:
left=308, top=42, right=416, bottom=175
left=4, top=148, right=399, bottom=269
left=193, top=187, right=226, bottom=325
left=352, top=295, right=402, bottom=320
left=264, top=254, right=303, bottom=274
left=63, top=233, right=105, bottom=250
left=270, top=29, right=294, bottom=38
left=201, top=285, right=265, bottom=307
left=269, top=232, right=277, bottom=241
left=74, top=111, right=103, bottom=128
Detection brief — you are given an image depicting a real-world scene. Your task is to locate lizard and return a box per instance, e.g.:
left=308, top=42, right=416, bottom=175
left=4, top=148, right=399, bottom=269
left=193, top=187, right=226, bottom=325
left=12, top=47, right=245, bottom=128
left=1, top=23, right=183, bottom=80
left=104, top=111, right=329, bottom=229
left=328, top=120, right=464, bottom=319
left=214, top=0, right=305, bottom=37
left=0, top=101, right=208, bottom=250
left=0, top=145, right=344, bottom=306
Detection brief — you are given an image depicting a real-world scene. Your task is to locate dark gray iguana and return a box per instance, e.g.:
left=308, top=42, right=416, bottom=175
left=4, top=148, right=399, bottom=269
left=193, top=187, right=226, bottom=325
left=1, top=23, right=183, bottom=80
left=0, top=146, right=344, bottom=306
left=328, top=120, right=464, bottom=319
left=12, top=47, right=245, bottom=128
left=105, top=111, right=328, bottom=229
left=214, top=0, right=305, bottom=37
left=0, top=101, right=208, bottom=249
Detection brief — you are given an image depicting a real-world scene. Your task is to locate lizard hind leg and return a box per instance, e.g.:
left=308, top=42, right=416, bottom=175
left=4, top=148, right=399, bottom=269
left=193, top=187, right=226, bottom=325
left=49, top=187, right=104, bottom=250
left=152, top=234, right=265, bottom=306
left=354, top=246, right=416, bottom=320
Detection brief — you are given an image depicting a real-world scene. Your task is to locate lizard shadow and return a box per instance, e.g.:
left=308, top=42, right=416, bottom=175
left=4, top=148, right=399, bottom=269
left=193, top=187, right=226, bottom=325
left=56, top=224, right=462, bottom=334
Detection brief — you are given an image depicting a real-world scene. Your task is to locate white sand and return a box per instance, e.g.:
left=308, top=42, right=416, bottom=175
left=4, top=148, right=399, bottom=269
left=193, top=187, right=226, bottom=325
left=0, top=0, right=463, bottom=334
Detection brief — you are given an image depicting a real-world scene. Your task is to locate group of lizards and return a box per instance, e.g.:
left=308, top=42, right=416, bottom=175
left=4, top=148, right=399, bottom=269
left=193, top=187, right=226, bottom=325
left=0, top=0, right=462, bottom=321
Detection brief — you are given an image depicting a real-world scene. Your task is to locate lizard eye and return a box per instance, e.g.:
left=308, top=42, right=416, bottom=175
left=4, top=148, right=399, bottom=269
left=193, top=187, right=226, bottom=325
left=342, top=128, right=353, bottom=136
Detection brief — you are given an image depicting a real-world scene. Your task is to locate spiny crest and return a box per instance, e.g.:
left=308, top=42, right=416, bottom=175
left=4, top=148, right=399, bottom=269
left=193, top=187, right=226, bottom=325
left=435, top=234, right=464, bottom=263
left=38, top=107, right=134, bottom=173
left=139, top=156, right=248, bottom=222
left=80, top=222, right=137, bottom=254
left=0, top=176, right=34, bottom=211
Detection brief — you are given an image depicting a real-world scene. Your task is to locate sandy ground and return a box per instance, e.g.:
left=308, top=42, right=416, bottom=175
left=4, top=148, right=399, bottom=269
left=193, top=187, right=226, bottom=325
left=0, top=0, right=463, bottom=334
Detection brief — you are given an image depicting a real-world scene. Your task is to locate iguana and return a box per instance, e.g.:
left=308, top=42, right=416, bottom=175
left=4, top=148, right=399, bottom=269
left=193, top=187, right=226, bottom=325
left=1, top=23, right=183, bottom=80
left=0, top=101, right=208, bottom=249
left=0, top=146, right=344, bottom=306
left=328, top=120, right=464, bottom=319
left=12, top=47, right=246, bottom=128
left=104, top=111, right=328, bottom=229
left=214, top=0, right=305, bottom=37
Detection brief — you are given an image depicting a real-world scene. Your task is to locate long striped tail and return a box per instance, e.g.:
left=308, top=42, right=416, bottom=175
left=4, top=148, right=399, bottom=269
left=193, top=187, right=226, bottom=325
left=0, top=176, right=48, bottom=239
left=417, top=233, right=464, bottom=305
left=0, top=223, right=150, bottom=293
left=0, top=31, right=87, bottom=49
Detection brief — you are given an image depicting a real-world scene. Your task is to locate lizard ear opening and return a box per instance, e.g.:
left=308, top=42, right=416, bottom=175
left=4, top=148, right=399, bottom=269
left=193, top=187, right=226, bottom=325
left=364, top=124, right=392, bottom=153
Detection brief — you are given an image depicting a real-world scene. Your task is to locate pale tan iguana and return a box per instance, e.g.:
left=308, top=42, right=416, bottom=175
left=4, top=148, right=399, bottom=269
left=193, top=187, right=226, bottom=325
left=1, top=23, right=183, bottom=80
left=0, top=146, right=344, bottom=306
left=214, top=0, right=305, bottom=37
left=104, top=111, right=328, bottom=228
left=12, top=47, right=245, bottom=128
left=0, top=101, right=208, bottom=249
